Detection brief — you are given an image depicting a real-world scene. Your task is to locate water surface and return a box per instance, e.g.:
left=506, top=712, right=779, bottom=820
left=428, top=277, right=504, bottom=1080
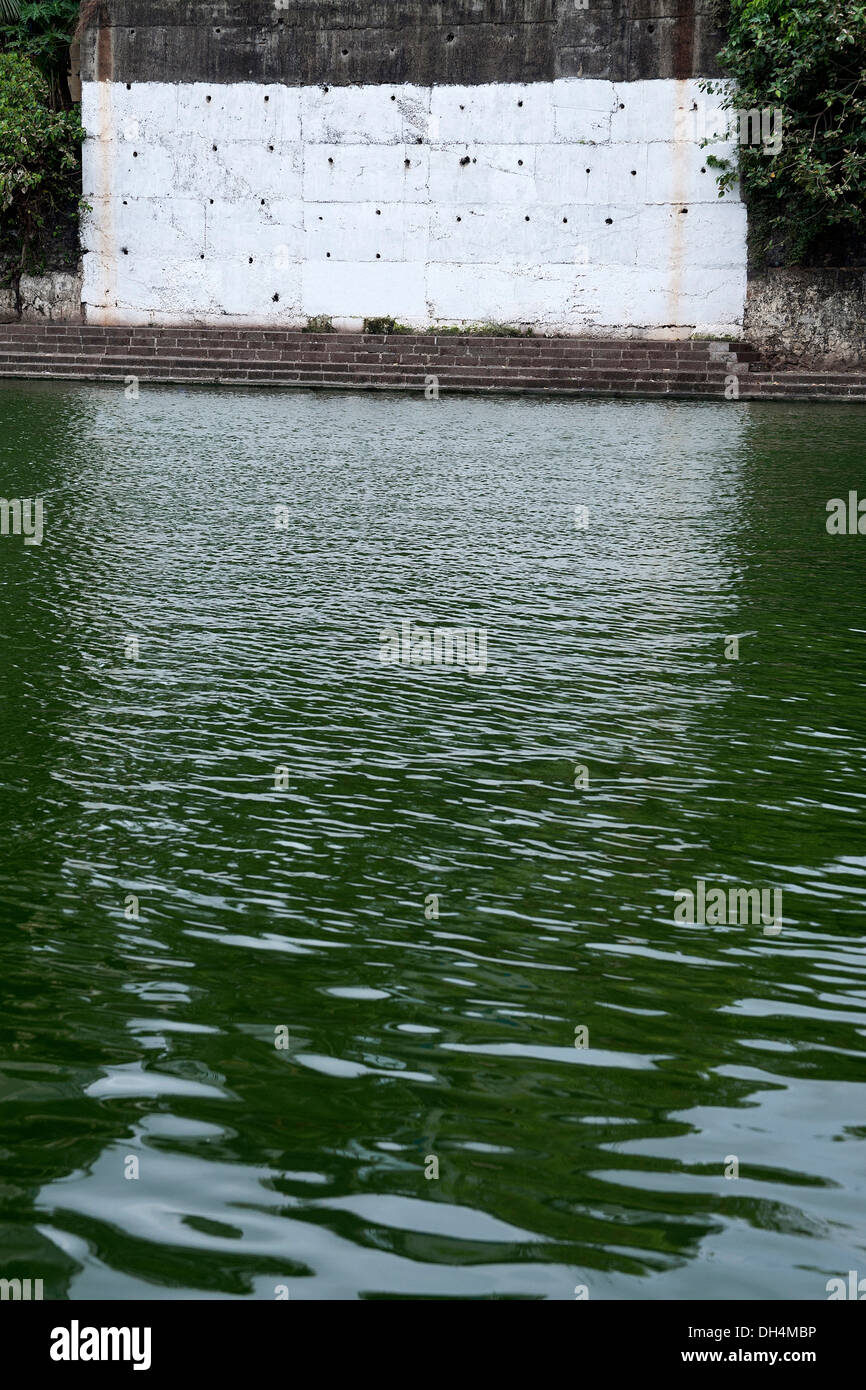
left=1, top=381, right=864, bottom=1300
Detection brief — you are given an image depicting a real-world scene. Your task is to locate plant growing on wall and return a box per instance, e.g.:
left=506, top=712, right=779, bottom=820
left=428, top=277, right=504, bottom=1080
left=705, top=0, right=866, bottom=263
left=0, top=51, right=84, bottom=310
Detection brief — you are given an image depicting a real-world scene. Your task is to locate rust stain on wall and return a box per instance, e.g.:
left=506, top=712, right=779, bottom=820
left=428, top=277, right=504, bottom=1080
left=673, top=0, right=697, bottom=82
left=92, top=7, right=118, bottom=323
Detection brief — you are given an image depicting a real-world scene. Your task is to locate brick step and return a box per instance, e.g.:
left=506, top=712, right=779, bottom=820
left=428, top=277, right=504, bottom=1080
left=0, top=325, right=732, bottom=348
left=0, top=338, right=734, bottom=360
left=0, top=354, right=738, bottom=385
left=0, top=341, right=734, bottom=368
left=0, top=367, right=727, bottom=394
left=750, top=372, right=866, bottom=386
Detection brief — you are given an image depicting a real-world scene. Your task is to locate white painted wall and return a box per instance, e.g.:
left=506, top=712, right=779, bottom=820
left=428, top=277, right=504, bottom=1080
left=80, top=78, right=747, bottom=335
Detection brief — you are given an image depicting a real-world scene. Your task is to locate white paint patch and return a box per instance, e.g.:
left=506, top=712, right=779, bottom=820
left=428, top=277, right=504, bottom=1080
left=80, top=79, right=747, bottom=335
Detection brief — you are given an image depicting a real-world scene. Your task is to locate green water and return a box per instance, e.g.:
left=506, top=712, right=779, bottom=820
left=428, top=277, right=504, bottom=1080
left=1, top=381, right=864, bottom=1301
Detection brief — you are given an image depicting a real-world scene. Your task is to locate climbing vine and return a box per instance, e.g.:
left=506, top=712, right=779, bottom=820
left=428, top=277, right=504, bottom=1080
left=706, top=0, right=866, bottom=263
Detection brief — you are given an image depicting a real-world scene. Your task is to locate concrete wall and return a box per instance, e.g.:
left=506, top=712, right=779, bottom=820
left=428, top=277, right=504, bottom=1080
left=77, top=1, right=746, bottom=334
left=79, top=77, right=745, bottom=333
left=0, top=265, right=84, bottom=323
left=745, top=268, right=866, bottom=366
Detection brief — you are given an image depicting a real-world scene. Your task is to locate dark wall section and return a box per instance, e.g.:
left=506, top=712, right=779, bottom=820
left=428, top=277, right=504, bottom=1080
left=80, top=1, right=727, bottom=86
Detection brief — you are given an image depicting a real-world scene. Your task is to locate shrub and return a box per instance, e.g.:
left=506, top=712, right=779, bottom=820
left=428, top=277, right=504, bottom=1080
left=0, top=51, right=84, bottom=304
left=705, top=0, right=866, bottom=264
left=303, top=314, right=335, bottom=333
left=362, top=316, right=413, bottom=334
left=0, top=1, right=80, bottom=109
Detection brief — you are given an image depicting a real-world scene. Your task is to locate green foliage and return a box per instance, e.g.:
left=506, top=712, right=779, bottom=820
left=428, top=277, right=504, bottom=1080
left=705, top=0, right=866, bottom=263
left=0, top=1, right=79, bottom=106
left=437, top=322, right=535, bottom=336
left=0, top=51, right=84, bottom=287
left=362, top=316, right=413, bottom=334
left=303, top=314, right=335, bottom=333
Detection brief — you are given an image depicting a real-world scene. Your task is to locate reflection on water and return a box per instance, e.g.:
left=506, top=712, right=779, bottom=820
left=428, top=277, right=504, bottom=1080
left=0, top=382, right=864, bottom=1300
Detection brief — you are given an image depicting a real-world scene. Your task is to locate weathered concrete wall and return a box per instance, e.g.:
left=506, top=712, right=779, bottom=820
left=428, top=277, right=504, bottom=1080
left=745, top=269, right=866, bottom=365
left=80, top=1, right=727, bottom=86
left=0, top=265, right=84, bottom=323
left=78, top=1, right=745, bottom=333
left=80, top=77, right=745, bottom=332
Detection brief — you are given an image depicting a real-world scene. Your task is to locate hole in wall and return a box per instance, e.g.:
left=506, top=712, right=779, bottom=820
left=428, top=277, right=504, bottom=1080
left=518, top=100, right=523, bottom=107
left=631, top=169, right=636, bottom=175
left=126, top=83, right=131, bottom=90
left=563, top=217, right=568, bottom=223
left=518, top=159, right=523, bottom=166
left=525, top=215, right=530, bottom=221
left=249, top=257, right=254, bottom=263
left=122, top=247, right=128, bottom=255
left=376, top=253, right=381, bottom=258
left=326, top=252, right=331, bottom=257
left=605, top=217, right=613, bottom=224
left=404, top=158, right=411, bottom=167
left=265, top=94, right=270, bottom=101
left=585, top=167, right=590, bottom=173
left=456, top=215, right=461, bottom=221
left=210, top=198, right=214, bottom=204
left=213, top=144, right=218, bottom=151
left=619, top=103, right=625, bottom=109
left=376, top=209, right=381, bottom=215
left=341, top=48, right=348, bottom=56
left=390, top=94, right=396, bottom=101
left=133, top=151, right=138, bottom=157
left=700, top=166, right=706, bottom=173
left=460, top=155, right=470, bottom=166
left=647, top=23, right=655, bottom=32
left=206, top=94, right=211, bottom=102
left=273, top=294, right=279, bottom=302
left=328, top=156, right=334, bottom=163
left=269, top=145, right=274, bottom=151
left=446, top=32, right=455, bottom=42
left=200, top=253, right=204, bottom=259
left=680, top=207, right=688, bottom=213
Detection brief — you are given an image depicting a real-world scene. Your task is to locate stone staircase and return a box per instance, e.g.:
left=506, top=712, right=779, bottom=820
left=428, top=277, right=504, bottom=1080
left=0, top=324, right=862, bottom=400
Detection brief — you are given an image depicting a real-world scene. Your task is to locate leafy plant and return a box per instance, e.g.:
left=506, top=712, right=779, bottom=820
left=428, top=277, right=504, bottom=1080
left=0, top=51, right=84, bottom=308
left=362, top=316, right=413, bottom=334
left=437, top=322, right=535, bottom=336
left=303, top=314, right=335, bottom=333
left=0, top=1, right=80, bottom=108
left=704, top=0, right=866, bottom=263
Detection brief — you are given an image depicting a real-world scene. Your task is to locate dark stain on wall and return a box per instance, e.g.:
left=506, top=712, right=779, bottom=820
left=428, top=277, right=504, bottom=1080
left=80, top=1, right=727, bottom=85
left=95, top=4, right=114, bottom=82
